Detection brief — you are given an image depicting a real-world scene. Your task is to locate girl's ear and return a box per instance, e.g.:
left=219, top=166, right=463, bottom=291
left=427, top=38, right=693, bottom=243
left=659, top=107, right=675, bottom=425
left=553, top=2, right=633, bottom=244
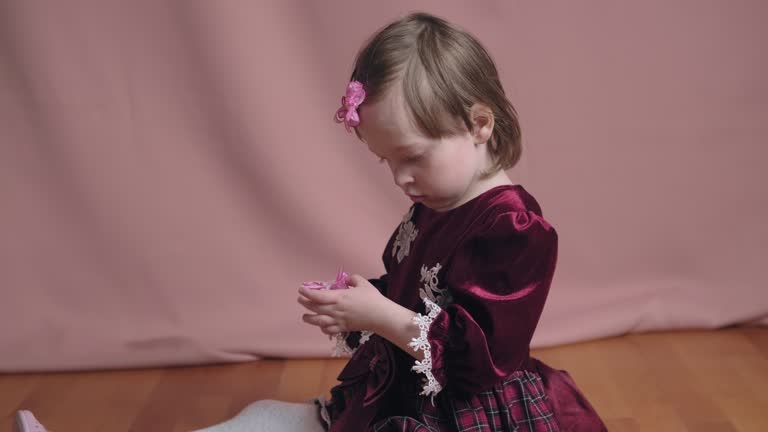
left=469, top=103, right=494, bottom=145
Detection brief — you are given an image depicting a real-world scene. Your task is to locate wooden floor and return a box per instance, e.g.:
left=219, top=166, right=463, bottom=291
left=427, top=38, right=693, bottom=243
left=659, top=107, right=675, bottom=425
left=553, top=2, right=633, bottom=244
left=1, top=327, right=766, bottom=432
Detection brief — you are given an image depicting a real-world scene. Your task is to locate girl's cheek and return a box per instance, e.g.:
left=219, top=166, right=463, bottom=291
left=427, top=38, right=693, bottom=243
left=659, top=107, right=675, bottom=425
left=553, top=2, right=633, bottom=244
left=414, top=170, right=429, bottom=187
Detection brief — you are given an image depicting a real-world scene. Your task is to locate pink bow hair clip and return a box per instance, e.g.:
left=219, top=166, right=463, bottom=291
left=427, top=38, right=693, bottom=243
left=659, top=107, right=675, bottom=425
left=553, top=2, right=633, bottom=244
left=334, top=81, right=365, bottom=132
left=302, top=267, right=349, bottom=290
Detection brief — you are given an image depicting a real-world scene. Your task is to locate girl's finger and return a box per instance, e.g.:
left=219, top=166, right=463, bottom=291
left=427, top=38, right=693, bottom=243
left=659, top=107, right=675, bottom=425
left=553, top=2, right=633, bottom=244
left=321, top=325, right=342, bottom=335
left=345, top=274, right=366, bottom=287
left=298, top=300, right=336, bottom=316
left=298, top=286, right=339, bottom=304
left=302, top=314, right=335, bottom=327
left=297, top=295, right=327, bottom=310
left=297, top=296, right=312, bottom=307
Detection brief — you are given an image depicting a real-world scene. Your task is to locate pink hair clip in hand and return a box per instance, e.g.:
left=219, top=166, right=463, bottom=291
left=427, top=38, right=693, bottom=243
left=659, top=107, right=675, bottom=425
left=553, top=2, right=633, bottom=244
left=334, top=81, right=365, bottom=132
left=302, top=267, right=349, bottom=290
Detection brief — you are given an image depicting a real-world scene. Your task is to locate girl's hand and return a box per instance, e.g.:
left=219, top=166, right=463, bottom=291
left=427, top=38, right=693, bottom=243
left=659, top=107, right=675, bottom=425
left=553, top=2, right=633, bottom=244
left=298, top=274, right=392, bottom=335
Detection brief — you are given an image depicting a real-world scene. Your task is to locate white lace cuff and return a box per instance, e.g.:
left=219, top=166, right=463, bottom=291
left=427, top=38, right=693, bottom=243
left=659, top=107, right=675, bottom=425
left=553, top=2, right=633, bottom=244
left=332, top=330, right=373, bottom=357
left=408, top=298, right=443, bottom=399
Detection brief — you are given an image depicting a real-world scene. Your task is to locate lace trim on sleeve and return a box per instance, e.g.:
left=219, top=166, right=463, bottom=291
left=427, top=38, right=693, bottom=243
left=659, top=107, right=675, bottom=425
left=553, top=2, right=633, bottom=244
left=332, top=330, right=374, bottom=357
left=408, top=297, right=443, bottom=400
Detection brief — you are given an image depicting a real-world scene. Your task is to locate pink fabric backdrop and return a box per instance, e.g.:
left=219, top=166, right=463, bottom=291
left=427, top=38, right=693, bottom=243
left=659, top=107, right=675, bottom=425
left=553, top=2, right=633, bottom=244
left=1, top=0, right=766, bottom=372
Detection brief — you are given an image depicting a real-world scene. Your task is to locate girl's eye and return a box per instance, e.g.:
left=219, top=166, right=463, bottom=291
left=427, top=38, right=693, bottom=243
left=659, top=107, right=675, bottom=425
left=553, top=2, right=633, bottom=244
left=404, top=154, right=423, bottom=163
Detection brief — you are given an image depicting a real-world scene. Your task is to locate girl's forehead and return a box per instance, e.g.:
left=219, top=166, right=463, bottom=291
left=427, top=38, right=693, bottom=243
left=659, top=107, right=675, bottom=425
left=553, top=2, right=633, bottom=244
left=361, top=100, right=405, bottom=130
left=358, top=91, right=421, bottom=142
left=358, top=118, right=422, bottom=157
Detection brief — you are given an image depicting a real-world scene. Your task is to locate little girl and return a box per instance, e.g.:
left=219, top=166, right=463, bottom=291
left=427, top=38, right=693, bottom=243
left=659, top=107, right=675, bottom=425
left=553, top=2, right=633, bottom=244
left=13, top=11, right=606, bottom=432
left=295, top=12, right=607, bottom=432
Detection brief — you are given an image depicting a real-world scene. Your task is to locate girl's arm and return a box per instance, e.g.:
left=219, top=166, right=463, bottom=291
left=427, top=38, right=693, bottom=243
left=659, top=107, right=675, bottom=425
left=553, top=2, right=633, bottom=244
left=366, top=299, right=425, bottom=362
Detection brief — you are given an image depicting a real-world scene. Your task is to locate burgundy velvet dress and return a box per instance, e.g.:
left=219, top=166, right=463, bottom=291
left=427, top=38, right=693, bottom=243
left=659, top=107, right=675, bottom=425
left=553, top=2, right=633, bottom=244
left=317, top=185, right=607, bottom=432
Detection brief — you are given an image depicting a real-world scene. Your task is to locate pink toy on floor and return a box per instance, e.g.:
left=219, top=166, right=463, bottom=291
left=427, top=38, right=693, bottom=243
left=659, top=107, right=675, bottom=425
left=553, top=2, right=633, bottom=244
left=14, top=410, right=49, bottom=432
left=302, top=267, right=349, bottom=290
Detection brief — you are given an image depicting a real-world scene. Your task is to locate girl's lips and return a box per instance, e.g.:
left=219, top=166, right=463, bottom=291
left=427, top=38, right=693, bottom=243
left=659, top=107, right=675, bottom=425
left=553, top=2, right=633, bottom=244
left=408, top=194, right=425, bottom=202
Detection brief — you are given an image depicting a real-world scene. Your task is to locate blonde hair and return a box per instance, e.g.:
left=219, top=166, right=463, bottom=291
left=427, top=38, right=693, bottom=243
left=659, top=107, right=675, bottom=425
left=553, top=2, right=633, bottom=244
left=350, top=12, right=522, bottom=172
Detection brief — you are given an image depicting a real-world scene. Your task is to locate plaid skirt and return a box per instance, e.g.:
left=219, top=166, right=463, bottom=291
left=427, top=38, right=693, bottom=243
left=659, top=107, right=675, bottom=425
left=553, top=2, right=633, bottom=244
left=319, top=369, right=560, bottom=432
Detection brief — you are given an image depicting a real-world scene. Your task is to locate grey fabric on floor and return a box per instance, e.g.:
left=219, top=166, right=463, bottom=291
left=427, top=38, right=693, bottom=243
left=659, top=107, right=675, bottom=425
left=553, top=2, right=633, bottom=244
left=193, top=400, right=326, bottom=432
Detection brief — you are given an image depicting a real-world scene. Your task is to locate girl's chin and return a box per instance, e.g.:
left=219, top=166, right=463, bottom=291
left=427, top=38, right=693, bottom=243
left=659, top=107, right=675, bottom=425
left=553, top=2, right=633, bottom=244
left=423, top=200, right=455, bottom=212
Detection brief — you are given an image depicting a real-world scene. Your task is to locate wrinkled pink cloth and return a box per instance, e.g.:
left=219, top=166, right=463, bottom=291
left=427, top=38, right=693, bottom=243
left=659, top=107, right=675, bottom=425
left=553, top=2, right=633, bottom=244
left=302, top=268, right=349, bottom=290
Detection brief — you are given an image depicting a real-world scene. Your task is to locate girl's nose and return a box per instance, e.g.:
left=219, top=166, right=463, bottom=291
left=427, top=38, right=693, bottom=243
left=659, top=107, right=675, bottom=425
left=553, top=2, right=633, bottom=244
left=392, top=167, right=414, bottom=189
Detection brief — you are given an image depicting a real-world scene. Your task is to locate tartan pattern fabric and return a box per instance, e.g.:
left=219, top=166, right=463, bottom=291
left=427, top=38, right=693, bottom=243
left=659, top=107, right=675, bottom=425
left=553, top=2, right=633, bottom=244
left=368, top=369, right=560, bottom=432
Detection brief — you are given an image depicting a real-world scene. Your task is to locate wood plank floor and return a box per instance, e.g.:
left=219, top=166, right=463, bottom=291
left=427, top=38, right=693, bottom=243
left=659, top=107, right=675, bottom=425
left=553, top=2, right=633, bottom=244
left=1, top=327, right=766, bottom=431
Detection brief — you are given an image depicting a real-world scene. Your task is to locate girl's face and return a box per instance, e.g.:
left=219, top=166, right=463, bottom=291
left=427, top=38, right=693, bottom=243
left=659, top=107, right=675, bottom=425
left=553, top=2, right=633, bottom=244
left=357, top=88, right=491, bottom=212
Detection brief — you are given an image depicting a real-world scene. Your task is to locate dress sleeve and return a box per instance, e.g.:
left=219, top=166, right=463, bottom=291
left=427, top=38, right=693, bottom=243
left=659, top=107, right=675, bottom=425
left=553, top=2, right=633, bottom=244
left=408, top=210, right=558, bottom=396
